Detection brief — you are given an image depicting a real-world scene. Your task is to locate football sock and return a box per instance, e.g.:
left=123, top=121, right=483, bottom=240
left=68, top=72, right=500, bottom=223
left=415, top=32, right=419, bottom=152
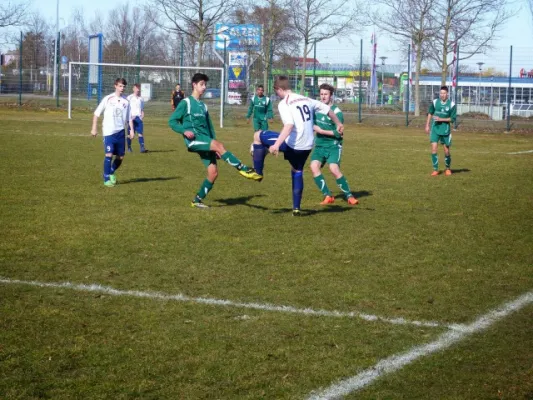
left=110, top=158, right=122, bottom=174
left=138, top=135, right=145, bottom=149
left=313, top=174, right=331, bottom=196
left=252, top=144, right=267, bottom=175
left=336, top=175, right=353, bottom=198
left=221, top=151, right=248, bottom=171
left=445, top=154, right=451, bottom=169
left=431, top=153, right=439, bottom=170
left=127, top=137, right=132, bottom=149
left=292, top=170, right=304, bottom=210
left=196, top=179, right=214, bottom=200
left=103, top=156, right=113, bottom=181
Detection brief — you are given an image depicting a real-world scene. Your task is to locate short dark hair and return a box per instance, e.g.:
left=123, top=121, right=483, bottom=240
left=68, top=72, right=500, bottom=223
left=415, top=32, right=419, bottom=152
left=257, top=84, right=264, bottom=89
left=273, top=75, right=290, bottom=90
left=115, top=78, right=127, bottom=86
left=133, top=83, right=140, bottom=89
left=192, top=73, right=209, bottom=86
left=319, top=83, right=335, bottom=95
left=440, top=86, right=449, bottom=92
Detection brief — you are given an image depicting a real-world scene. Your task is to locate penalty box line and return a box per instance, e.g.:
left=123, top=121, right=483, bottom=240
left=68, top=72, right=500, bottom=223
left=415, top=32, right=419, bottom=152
left=0, top=277, right=460, bottom=330
left=307, top=289, right=533, bottom=400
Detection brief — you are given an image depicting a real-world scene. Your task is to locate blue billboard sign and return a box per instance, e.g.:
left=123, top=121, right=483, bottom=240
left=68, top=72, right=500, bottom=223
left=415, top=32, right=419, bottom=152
left=215, top=24, right=262, bottom=51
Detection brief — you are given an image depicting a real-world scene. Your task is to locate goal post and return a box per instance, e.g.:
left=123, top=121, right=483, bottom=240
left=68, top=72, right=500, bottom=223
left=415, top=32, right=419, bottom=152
left=68, top=62, right=225, bottom=127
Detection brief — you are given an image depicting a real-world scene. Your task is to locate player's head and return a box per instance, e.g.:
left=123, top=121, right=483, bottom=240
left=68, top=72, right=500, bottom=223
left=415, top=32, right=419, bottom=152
left=256, top=85, right=264, bottom=96
left=114, top=78, right=127, bottom=94
left=133, top=83, right=140, bottom=95
left=440, top=86, right=449, bottom=101
left=319, top=83, right=335, bottom=104
left=273, top=76, right=291, bottom=98
left=192, top=73, right=209, bottom=96
left=175, top=83, right=181, bottom=91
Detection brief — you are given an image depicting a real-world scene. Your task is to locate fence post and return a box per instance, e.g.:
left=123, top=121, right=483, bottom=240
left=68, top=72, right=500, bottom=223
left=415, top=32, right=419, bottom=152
left=454, top=43, right=459, bottom=129
left=56, top=31, right=60, bottom=107
left=506, top=45, right=512, bottom=132
left=406, top=43, right=410, bottom=127
left=179, top=36, right=184, bottom=84
left=19, top=31, right=22, bottom=106
left=137, top=36, right=141, bottom=83
left=358, top=38, right=363, bottom=123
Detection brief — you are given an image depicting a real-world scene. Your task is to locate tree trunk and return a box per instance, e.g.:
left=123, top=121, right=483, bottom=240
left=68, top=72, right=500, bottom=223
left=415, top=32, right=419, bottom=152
left=300, top=41, right=308, bottom=94
left=414, top=44, right=423, bottom=116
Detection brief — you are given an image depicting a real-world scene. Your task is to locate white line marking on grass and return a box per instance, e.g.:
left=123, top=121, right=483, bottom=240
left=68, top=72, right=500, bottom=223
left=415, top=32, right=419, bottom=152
left=0, top=277, right=456, bottom=330
left=307, top=290, right=533, bottom=400
left=507, top=150, right=533, bottom=155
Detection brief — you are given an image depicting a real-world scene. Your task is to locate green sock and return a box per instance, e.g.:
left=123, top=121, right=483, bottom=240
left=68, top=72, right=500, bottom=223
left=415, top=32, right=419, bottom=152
left=313, top=174, right=331, bottom=196
left=431, top=153, right=439, bottom=170
left=195, top=179, right=214, bottom=201
left=221, top=151, right=247, bottom=171
left=336, top=175, right=353, bottom=198
left=445, top=154, right=451, bottom=169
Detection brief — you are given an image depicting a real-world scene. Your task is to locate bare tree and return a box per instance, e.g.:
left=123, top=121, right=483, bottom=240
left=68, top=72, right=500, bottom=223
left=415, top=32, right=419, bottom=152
left=288, top=0, right=360, bottom=94
left=233, top=1, right=299, bottom=90
left=0, top=0, right=28, bottom=28
left=148, top=0, right=237, bottom=66
left=370, top=0, right=438, bottom=115
left=427, top=0, right=514, bottom=85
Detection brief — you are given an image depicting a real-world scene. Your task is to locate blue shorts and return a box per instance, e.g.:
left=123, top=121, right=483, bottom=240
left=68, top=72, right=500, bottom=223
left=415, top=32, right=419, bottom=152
left=103, top=130, right=126, bottom=156
left=130, top=116, right=144, bottom=134
left=259, top=130, right=311, bottom=171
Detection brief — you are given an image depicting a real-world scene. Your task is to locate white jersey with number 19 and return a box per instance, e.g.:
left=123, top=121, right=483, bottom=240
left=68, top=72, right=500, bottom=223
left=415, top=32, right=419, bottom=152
left=278, top=93, right=331, bottom=150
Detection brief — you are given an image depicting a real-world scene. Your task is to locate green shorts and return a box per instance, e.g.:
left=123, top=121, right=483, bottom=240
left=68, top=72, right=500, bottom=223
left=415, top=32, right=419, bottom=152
left=430, top=132, right=452, bottom=147
left=253, top=118, right=269, bottom=131
left=185, top=137, right=217, bottom=167
left=311, top=144, right=343, bottom=166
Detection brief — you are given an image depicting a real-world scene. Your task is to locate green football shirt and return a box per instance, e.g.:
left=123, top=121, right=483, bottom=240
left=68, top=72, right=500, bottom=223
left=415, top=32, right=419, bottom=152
left=168, top=95, right=216, bottom=140
left=314, top=104, right=344, bottom=146
left=245, top=95, right=273, bottom=120
left=428, top=98, right=456, bottom=136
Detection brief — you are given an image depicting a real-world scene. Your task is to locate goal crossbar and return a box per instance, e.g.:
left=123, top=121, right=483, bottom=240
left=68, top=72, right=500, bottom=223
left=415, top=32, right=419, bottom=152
left=68, top=62, right=225, bottom=128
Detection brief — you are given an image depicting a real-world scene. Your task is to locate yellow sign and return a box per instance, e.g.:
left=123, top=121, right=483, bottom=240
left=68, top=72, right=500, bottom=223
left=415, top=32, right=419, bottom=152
left=233, top=67, right=242, bottom=79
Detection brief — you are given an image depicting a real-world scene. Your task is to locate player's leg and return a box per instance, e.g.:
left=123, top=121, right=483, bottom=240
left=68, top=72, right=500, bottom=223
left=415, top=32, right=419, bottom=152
left=327, top=145, right=358, bottom=205
left=430, top=134, right=439, bottom=175
left=192, top=156, right=218, bottom=208
left=103, top=137, right=115, bottom=186
left=285, top=147, right=311, bottom=215
left=209, top=139, right=261, bottom=180
left=443, top=135, right=452, bottom=175
left=310, top=150, right=334, bottom=204
left=135, top=118, right=146, bottom=153
left=109, top=130, right=126, bottom=184
left=126, top=129, right=133, bottom=152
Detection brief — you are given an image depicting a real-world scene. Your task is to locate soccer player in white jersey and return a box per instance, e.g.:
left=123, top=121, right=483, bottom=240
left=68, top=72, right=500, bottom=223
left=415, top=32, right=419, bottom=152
left=251, top=75, right=344, bottom=216
left=91, top=78, right=134, bottom=187
left=127, top=83, right=147, bottom=153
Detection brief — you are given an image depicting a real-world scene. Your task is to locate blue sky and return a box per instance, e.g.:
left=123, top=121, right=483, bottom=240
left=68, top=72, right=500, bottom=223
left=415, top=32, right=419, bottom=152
left=35, top=0, right=533, bottom=74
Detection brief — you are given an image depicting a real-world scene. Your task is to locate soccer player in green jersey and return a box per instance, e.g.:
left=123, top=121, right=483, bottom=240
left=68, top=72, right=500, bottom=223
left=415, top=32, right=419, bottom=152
left=310, top=83, right=358, bottom=205
left=169, top=73, right=262, bottom=208
left=246, top=85, right=273, bottom=131
left=425, top=86, right=457, bottom=176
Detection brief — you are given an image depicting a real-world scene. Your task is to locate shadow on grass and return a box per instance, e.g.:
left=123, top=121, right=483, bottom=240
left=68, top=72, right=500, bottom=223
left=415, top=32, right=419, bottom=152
left=136, top=149, right=176, bottom=153
left=351, top=190, right=373, bottom=199
left=214, top=195, right=270, bottom=210
left=450, top=168, right=471, bottom=174
left=119, top=176, right=180, bottom=184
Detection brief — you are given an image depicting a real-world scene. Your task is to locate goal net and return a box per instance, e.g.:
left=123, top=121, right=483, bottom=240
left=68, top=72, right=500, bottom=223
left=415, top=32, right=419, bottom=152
left=68, top=62, right=225, bottom=127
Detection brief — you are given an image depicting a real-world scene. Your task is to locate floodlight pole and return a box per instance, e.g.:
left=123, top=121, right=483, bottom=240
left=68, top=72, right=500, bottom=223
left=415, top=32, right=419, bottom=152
left=476, top=62, right=484, bottom=106
left=380, top=56, right=387, bottom=106
left=52, top=0, right=59, bottom=98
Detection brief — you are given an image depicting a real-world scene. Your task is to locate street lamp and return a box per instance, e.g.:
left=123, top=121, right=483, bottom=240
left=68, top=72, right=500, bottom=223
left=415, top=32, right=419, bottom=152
left=380, top=56, right=387, bottom=106
left=490, top=75, right=494, bottom=119
left=476, top=62, right=484, bottom=106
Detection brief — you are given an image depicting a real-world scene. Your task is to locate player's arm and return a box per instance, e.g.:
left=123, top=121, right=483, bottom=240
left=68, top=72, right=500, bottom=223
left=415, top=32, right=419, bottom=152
left=127, top=105, right=134, bottom=139
left=168, top=100, right=187, bottom=135
left=140, top=98, right=145, bottom=120
left=425, top=102, right=435, bottom=134
left=170, top=91, right=175, bottom=109
left=245, top=97, right=254, bottom=119
left=91, top=98, right=106, bottom=136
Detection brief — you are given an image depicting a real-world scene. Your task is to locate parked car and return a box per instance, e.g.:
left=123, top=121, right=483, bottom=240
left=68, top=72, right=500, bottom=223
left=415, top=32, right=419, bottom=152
left=203, top=88, right=221, bottom=99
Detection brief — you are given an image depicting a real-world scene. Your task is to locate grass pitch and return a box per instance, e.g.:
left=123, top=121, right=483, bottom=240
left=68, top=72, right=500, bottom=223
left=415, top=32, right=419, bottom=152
left=1, top=107, right=532, bottom=399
